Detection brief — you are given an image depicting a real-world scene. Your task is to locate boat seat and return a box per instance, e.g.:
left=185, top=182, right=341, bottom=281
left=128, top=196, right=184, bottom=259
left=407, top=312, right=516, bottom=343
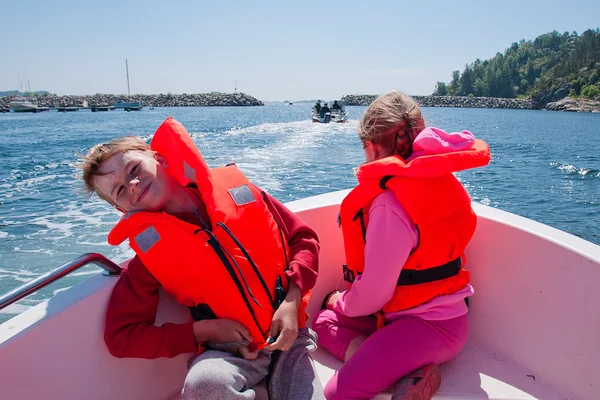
left=312, top=345, right=562, bottom=400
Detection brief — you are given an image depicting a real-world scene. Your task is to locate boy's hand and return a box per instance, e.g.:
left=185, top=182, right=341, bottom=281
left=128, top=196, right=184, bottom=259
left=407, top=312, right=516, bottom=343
left=239, top=346, right=260, bottom=360
left=193, top=319, right=253, bottom=344
left=265, top=282, right=300, bottom=352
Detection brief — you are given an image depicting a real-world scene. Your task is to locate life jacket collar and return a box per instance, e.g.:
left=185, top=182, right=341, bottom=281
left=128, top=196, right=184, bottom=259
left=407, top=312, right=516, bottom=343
left=355, top=139, right=490, bottom=182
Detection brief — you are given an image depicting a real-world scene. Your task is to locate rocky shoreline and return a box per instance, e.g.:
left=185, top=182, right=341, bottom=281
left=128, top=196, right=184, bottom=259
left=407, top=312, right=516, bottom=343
left=0, top=92, right=263, bottom=108
left=340, top=94, right=600, bottom=112
left=340, top=95, right=536, bottom=109
left=545, top=97, right=600, bottom=112
left=3, top=92, right=598, bottom=112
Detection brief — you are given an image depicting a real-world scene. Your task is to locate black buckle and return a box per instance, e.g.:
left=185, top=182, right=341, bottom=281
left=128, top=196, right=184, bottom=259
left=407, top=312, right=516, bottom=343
left=343, top=264, right=355, bottom=283
left=273, top=276, right=286, bottom=309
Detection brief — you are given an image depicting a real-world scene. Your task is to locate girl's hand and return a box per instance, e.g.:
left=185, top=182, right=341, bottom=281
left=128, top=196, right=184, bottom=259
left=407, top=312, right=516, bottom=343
left=326, top=291, right=341, bottom=310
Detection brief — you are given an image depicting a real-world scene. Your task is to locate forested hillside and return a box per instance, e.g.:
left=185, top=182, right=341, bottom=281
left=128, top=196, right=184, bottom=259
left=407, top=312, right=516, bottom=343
left=433, top=29, right=600, bottom=105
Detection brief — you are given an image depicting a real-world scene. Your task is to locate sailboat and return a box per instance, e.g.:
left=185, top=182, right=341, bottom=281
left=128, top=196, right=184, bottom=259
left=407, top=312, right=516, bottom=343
left=113, top=59, right=143, bottom=111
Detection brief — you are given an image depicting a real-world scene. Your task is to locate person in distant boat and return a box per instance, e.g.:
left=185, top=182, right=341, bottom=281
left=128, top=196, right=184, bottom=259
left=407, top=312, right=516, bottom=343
left=320, top=103, right=331, bottom=118
left=312, top=91, right=491, bottom=400
left=331, top=100, right=341, bottom=110
left=79, top=117, right=324, bottom=400
left=313, top=100, right=322, bottom=116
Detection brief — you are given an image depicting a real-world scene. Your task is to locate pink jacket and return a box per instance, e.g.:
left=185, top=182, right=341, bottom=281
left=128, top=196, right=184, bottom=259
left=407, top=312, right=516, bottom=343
left=334, top=127, right=476, bottom=321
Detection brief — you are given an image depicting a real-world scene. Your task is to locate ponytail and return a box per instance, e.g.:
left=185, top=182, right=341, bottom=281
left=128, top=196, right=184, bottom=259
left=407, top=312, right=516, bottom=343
left=358, top=91, right=425, bottom=160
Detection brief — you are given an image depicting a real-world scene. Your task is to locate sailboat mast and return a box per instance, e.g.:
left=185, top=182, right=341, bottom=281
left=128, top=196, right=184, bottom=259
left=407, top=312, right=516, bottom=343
left=126, top=59, right=131, bottom=97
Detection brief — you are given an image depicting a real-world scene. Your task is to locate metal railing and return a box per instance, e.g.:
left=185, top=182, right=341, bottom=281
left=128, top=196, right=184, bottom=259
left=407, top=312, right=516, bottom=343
left=0, top=253, right=122, bottom=311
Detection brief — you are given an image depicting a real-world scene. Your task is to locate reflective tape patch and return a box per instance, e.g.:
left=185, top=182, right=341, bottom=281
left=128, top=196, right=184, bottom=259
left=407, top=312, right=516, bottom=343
left=184, top=161, right=196, bottom=183
left=134, top=226, right=160, bottom=253
left=228, top=185, right=256, bottom=206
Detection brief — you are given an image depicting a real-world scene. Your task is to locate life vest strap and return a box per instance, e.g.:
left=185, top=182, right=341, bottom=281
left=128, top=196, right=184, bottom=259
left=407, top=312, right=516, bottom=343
left=203, top=232, right=265, bottom=339
left=189, top=303, right=217, bottom=321
left=352, top=209, right=367, bottom=243
left=216, top=222, right=275, bottom=307
left=343, top=257, right=461, bottom=286
left=379, top=175, right=394, bottom=190
left=397, top=257, right=461, bottom=286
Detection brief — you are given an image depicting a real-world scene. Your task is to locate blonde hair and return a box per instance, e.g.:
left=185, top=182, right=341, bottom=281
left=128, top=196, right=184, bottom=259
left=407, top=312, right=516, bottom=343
left=78, top=136, right=150, bottom=204
left=358, top=91, right=425, bottom=159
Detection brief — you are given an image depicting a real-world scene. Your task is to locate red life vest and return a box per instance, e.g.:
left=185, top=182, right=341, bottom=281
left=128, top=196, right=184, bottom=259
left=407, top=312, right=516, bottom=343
left=108, top=117, right=304, bottom=350
left=339, top=139, right=491, bottom=316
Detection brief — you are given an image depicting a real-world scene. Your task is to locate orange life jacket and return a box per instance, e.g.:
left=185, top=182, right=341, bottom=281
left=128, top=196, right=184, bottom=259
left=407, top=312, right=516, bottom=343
left=108, top=117, right=305, bottom=350
left=339, top=139, right=491, bottom=318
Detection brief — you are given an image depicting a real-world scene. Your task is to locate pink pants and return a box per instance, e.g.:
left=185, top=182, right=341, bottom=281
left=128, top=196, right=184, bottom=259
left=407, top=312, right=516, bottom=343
left=312, top=310, right=469, bottom=400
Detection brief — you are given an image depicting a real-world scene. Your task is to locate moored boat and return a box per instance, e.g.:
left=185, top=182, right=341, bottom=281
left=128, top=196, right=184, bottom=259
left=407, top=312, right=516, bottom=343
left=113, top=99, right=143, bottom=111
left=113, top=59, right=143, bottom=111
left=9, top=98, right=38, bottom=112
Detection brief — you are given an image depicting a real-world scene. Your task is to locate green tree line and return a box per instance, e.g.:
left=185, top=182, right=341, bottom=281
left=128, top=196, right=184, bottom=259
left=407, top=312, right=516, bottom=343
left=433, top=29, right=600, bottom=102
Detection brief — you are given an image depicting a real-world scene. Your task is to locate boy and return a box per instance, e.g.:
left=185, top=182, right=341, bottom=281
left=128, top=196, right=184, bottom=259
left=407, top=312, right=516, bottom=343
left=80, top=117, right=324, bottom=400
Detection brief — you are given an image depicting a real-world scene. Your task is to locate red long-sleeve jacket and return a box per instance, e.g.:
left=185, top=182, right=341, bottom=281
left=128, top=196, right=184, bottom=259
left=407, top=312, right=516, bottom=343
left=104, top=190, right=320, bottom=359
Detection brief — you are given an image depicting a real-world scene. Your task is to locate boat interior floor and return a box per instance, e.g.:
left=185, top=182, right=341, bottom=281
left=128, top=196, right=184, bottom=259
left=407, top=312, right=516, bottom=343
left=169, top=344, right=562, bottom=400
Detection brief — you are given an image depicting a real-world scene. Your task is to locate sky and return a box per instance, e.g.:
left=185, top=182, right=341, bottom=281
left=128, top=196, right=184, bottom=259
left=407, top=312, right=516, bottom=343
left=1, top=0, right=599, bottom=101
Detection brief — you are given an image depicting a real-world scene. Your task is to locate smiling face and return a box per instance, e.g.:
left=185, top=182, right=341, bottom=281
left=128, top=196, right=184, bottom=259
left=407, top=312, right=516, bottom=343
left=92, top=149, right=175, bottom=213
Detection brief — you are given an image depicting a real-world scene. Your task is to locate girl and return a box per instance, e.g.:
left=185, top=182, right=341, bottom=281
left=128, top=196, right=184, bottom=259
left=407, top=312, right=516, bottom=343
left=313, top=91, right=490, bottom=400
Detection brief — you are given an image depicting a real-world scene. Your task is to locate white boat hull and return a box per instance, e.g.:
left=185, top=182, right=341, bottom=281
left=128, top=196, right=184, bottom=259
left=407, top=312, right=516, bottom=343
left=1, top=189, right=599, bottom=399
left=9, top=101, right=38, bottom=112
left=312, top=109, right=349, bottom=123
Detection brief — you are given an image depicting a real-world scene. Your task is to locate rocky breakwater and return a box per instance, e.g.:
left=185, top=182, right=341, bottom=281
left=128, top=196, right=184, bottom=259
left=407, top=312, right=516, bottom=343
left=340, top=95, right=535, bottom=109
left=545, top=97, right=600, bottom=112
left=139, top=92, right=263, bottom=107
left=0, top=92, right=263, bottom=108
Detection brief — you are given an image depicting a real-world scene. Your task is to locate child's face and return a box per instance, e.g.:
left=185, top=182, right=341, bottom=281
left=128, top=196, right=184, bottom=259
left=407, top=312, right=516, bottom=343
left=362, top=140, right=394, bottom=163
left=362, top=140, right=376, bottom=163
left=92, top=150, right=174, bottom=213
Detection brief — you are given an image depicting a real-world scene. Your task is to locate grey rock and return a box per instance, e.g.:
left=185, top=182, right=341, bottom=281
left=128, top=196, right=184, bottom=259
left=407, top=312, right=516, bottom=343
left=545, top=97, right=600, bottom=112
